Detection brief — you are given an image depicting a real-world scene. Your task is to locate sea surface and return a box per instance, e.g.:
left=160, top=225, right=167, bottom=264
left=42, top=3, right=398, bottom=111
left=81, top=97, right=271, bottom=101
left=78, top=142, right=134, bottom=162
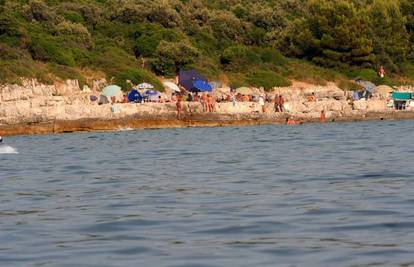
left=1, top=120, right=414, bottom=267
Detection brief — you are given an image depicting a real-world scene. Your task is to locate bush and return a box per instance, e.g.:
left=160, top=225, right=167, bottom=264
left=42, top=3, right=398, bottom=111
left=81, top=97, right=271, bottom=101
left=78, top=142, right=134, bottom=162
left=60, top=10, right=84, bottom=24
left=47, top=63, right=86, bottom=88
left=92, top=45, right=137, bottom=75
left=247, top=70, right=291, bottom=91
left=0, top=12, right=28, bottom=47
left=0, top=43, right=29, bottom=60
left=209, top=11, right=244, bottom=41
left=0, top=58, right=52, bottom=85
left=114, top=68, right=163, bottom=92
left=256, top=47, right=288, bottom=66
left=346, top=68, right=393, bottom=85
left=146, top=4, right=182, bottom=28
left=192, top=29, right=219, bottom=55
left=54, top=21, right=92, bottom=48
left=337, top=79, right=363, bottom=91
left=134, top=25, right=182, bottom=57
left=220, top=45, right=261, bottom=71
left=287, top=60, right=340, bottom=85
left=28, top=36, right=75, bottom=67
left=27, top=0, right=52, bottom=21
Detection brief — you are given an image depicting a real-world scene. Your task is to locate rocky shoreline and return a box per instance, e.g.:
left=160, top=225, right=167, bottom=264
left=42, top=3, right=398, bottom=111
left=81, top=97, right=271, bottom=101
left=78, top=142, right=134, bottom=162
left=1, top=110, right=414, bottom=137
left=1, top=79, right=413, bottom=137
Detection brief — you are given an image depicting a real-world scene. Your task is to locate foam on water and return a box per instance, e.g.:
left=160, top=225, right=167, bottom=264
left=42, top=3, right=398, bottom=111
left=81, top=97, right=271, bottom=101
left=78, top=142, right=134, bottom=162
left=118, top=127, right=134, bottom=131
left=0, top=145, right=18, bottom=154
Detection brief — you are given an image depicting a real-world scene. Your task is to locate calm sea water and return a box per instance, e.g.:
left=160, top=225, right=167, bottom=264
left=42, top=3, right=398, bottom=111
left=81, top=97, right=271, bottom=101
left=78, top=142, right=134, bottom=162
left=1, top=120, right=414, bottom=267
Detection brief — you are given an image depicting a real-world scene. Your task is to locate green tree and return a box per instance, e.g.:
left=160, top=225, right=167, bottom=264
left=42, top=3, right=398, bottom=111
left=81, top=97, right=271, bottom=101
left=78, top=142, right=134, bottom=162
left=303, top=0, right=374, bottom=68
left=220, top=45, right=261, bottom=71
left=152, top=41, right=199, bottom=76
left=369, top=0, right=410, bottom=71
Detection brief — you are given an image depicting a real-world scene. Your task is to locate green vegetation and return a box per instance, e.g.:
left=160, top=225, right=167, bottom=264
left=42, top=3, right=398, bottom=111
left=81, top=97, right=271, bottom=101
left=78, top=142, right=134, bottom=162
left=1, top=0, right=414, bottom=89
left=114, top=69, right=163, bottom=92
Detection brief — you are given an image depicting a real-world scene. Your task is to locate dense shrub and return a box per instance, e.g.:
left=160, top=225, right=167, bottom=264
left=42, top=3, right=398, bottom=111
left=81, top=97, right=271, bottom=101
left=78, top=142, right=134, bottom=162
left=220, top=45, right=261, bottom=71
left=256, top=47, right=288, bottom=66
left=0, top=12, right=28, bottom=47
left=247, top=70, right=291, bottom=91
left=48, top=64, right=86, bottom=87
left=346, top=68, right=393, bottom=85
left=92, top=45, right=137, bottom=75
left=54, top=21, right=92, bottom=48
left=28, top=36, right=75, bottom=67
left=26, top=0, right=52, bottom=21
left=134, top=25, right=182, bottom=57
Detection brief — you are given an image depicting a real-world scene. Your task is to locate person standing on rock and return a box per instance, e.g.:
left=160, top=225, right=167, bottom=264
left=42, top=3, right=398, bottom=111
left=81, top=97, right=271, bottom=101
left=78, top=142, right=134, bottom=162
left=274, top=94, right=280, bottom=112
left=320, top=110, right=326, bottom=123
left=279, top=95, right=285, bottom=112
left=207, top=94, right=214, bottom=112
left=231, top=93, right=237, bottom=107
left=258, top=95, right=265, bottom=113
left=201, top=93, right=208, bottom=112
left=176, top=94, right=183, bottom=119
left=379, top=65, right=385, bottom=78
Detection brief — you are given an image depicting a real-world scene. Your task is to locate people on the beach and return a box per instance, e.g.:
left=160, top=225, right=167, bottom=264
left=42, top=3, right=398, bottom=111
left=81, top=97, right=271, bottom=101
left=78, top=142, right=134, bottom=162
left=286, top=117, right=296, bottom=125
left=171, top=93, right=177, bottom=102
left=379, top=65, right=385, bottom=78
left=231, top=93, right=236, bottom=107
left=307, top=92, right=316, bottom=102
left=0, top=136, right=2, bottom=143
left=258, top=95, right=265, bottom=113
left=176, top=94, right=183, bottom=119
left=122, top=95, right=129, bottom=103
left=278, top=95, right=285, bottom=112
left=201, top=92, right=208, bottom=112
left=194, top=93, right=199, bottom=102
left=207, top=94, right=214, bottom=112
left=320, top=110, right=326, bottom=123
left=274, top=94, right=280, bottom=112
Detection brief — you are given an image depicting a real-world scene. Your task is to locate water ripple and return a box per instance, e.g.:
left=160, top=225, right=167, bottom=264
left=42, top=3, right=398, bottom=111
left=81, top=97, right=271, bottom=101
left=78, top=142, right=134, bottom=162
left=1, top=120, right=414, bottom=266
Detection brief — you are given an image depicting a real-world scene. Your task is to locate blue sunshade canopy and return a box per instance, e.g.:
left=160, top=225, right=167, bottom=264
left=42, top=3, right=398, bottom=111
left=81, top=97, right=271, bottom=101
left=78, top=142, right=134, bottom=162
left=192, top=80, right=212, bottom=92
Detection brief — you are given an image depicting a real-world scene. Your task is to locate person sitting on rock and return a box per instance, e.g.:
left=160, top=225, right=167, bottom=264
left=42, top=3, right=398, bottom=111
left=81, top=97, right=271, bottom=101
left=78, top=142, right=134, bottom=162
left=307, top=92, right=316, bottom=102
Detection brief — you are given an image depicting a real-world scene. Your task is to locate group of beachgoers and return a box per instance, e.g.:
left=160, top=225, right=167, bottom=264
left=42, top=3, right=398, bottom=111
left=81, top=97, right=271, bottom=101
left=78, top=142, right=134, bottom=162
left=96, top=86, right=328, bottom=124
left=172, top=90, right=327, bottom=124
left=174, top=92, right=217, bottom=119
left=173, top=91, right=285, bottom=118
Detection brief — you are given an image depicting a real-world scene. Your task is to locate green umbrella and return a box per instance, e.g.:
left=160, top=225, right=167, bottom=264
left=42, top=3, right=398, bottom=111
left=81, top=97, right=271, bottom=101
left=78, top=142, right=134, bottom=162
left=236, top=87, right=253, bottom=95
left=102, top=85, right=122, bottom=97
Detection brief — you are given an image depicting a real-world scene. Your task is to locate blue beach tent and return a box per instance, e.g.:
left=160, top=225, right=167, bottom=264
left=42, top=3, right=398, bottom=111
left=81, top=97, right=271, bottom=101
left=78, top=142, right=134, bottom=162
left=178, top=70, right=208, bottom=91
left=128, top=89, right=142, bottom=103
left=144, top=90, right=160, bottom=95
left=192, top=80, right=212, bottom=92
